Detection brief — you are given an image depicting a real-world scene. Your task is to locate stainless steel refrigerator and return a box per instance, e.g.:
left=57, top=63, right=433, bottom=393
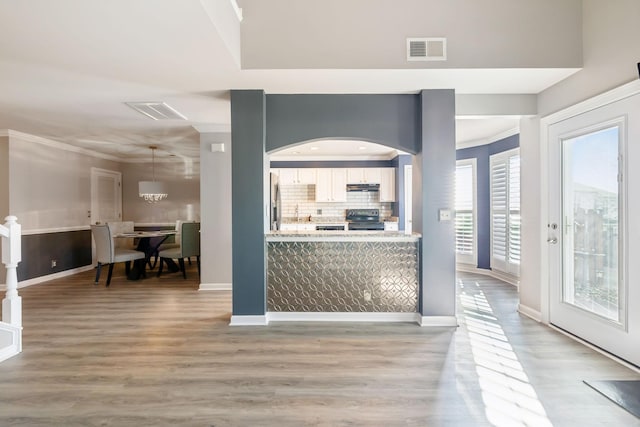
left=270, top=173, right=281, bottom=230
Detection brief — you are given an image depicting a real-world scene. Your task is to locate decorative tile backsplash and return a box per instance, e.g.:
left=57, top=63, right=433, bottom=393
left=280, top=184, right=394, bottom=220
left=267, top=240, right=419, bottom=312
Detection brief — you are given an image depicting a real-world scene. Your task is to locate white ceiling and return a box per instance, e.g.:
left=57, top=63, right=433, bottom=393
left=0, top=1, right=576, bottom=161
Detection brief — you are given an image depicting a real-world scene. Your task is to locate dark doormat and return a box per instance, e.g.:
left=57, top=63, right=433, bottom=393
left=584, top=380, right=640, bottom=418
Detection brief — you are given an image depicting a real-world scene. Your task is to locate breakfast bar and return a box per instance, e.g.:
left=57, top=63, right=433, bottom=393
left=266, top=231, right=420, bottom=313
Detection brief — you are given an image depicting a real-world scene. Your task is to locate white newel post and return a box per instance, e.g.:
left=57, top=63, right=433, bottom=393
left=1, top=216, right=22, bottom=329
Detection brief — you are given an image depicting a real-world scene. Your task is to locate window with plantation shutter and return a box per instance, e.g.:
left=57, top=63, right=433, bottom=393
left=455, top=159, right=476, bottom=266
left=490, top=148, right=520, bottom=277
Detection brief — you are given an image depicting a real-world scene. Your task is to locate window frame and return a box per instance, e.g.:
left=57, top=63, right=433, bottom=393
left=455, top=158, right=477, bottom=267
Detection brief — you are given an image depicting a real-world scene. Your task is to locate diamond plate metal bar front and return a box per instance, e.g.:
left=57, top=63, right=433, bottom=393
left=267, top=241, right=419, bottom=312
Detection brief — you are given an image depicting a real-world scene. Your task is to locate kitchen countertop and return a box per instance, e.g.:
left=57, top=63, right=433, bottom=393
left=266, top=230, right=420, bottom=242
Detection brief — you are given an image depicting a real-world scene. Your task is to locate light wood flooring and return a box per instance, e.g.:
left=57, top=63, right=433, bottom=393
left=0, top=266, right=639, bottom=426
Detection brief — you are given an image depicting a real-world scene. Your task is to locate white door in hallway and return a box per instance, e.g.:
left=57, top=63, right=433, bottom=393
left=548, top=93, right=640, bottom=367
left=91, top=167, right=122, bottom=225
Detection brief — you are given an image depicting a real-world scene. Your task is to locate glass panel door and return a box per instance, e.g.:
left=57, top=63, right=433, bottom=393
left=562, top=127, right=621, bottom=322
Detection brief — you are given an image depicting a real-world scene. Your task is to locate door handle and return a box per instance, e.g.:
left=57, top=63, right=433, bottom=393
left=547, top=237, right=558, bottom=244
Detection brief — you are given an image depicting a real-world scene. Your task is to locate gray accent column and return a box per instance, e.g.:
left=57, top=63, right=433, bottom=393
left=231, top=90, right=267, bottom=316
left=415, top=90, right=456, bottom=318
left=199, top=131, right=232, bottom=288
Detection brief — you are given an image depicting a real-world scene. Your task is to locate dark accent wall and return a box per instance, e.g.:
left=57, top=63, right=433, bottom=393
left=231, top=90, right=267, bottom=316
left=231, top=91, right=457, bottom=320
left=17, top=230, right=92, bottom=281
left=266, top=95, right=420, bottom=154
left=456, top=134, right=520, bottom=269
left=417, top=90, right=457, bottom=317
left=270, top=160, right=394, bottom=168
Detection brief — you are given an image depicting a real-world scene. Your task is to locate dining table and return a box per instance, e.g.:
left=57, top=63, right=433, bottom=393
left=114, top=230, right=177, bottom=280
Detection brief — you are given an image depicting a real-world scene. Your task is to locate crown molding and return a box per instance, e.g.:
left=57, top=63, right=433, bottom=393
left=456, top=126, right=520, bottom=150
left=192, top=123, right=231, bottom=134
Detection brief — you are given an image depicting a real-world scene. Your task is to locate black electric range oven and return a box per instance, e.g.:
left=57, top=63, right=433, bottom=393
left=346, top=209, right=385, bottom=231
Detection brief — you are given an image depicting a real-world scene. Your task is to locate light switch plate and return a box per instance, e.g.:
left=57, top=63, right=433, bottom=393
left=438, top=209, right=452, bottom=221
left=211, top=143, right=225, bottom=152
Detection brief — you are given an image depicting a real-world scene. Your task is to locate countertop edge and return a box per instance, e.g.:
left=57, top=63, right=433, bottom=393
left=266, top=231, right=421, bottom=242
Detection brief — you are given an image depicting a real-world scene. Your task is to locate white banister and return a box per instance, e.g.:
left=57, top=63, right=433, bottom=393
left=1, top=215, right=22, bottom=331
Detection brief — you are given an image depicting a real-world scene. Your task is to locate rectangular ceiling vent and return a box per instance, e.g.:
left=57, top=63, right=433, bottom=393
left=125, top=102, right=187, bottom=120
left=407, top=38, right=447, bottom=61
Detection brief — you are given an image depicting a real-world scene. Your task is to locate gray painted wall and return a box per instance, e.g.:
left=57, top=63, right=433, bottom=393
left=456, top=134, right=520, bottom=269
left=538, top=0, right=640, bottom=115
left=415, top=90, right=456, bottom=317
left=266, top=94, right=420, bottom=154
left=121, top=161, right=200, bottom=224
left=200, top=132, right=232, bottom=286
left=232, top=90, right=456, bottom=320
left=240, top=0, right=582, bottom=70
left=9, top=133, right=121, bottom=231
left=231, top=90, right=267, bottom=316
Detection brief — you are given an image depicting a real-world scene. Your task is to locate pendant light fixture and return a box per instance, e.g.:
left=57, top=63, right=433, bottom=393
left=138, top=146, right=168, bottom=203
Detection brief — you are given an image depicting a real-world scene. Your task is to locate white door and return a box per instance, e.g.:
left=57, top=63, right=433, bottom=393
left=548, top=93, right=640, bottom=366
left=90, top=167, right=122, bottom=225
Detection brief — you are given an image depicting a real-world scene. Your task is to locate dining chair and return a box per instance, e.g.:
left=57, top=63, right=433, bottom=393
left=149, top=220, right=183, bottom=269
left=91, top=224, right=146, bottom=286
left=157, top=222, right=200, bottom=279
left=107, top=221, right=136, bottom=250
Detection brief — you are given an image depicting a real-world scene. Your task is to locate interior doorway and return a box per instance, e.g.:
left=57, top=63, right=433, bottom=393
left=90, top=167, right=122, bottom=225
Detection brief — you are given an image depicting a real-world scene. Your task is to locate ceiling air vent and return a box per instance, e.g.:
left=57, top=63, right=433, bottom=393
left=407, top=38, right=447, bottom=61
left=125, top=102, right=187, bottom=120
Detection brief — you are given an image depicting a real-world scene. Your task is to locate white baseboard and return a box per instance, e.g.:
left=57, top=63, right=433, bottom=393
left=199, top=282, right=232, bottom=291
left=229, top=315, right=268, bottom=326
left=518, top=304, right=542, bottom=322
left=416, top=315, right=459, bottom=327
left=0, top=265, right=94, bottom=291
left=267, top=312, right=417, bottom=323
left=456, top=265, right=519, bottom=287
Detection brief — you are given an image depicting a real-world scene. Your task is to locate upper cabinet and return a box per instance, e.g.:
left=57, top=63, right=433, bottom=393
left=346, top=168, right=382, bottom=184
left=278, top=168, right=317, bottom=185
left=316, top=169, right=347, bottom=202
left=379, top=168, right=396, bottom=202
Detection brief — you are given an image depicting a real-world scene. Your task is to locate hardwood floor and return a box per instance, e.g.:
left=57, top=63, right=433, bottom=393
left=0, top=268, right=638, bottom=426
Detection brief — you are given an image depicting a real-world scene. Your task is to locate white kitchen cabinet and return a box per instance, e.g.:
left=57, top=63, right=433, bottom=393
left=315, top=169, right=347, bottom=202
left=278, top=168, right=317, bottom=185
left=346, top=168, right=381, bottom=184
left=384, top=221, right=399, bottom=231
left=379, top=168, right=396, bottom=202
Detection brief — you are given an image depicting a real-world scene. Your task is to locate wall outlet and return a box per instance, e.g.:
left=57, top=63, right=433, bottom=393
left=363, top=290, right=372, bottom=302
left=316, top=209, right=322, bottom=215
left=438, top=209, right=452, bottom=221
left=51, top=260, right=57, bottom=268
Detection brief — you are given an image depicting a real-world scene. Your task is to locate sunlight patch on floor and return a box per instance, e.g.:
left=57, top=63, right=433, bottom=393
left=459, top=279, right=552, bottom=427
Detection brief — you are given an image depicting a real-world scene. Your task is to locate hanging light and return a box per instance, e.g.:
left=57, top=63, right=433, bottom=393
left=138, top=146, right=168, bottom=202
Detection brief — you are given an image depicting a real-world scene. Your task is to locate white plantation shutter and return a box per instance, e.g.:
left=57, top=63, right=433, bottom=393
left=490, top=148, right=520, bottom=276
left=455, top=160, right=476, bottom=265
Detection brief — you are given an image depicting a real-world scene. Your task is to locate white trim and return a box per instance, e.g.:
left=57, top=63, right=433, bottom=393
left=3, top=129, right=121, bottom=162
left=539, top=79, right=640, bottom=325
left=456, top=126, right=520, bottom=150
left=541, top=80, right=640, bottom=125
left=229, top=315, right=268, bottom=326
left=518, top=304, right=542, bottom=322
left=229, top=0, right=243, bottom=21
left=267, top=312, right=417, bottom=323
left=199, top=283, right=232, bottom=291
left=416, top=315, right=459, bottom=327
left=549, top=324, right=640, bottom=374
left=0, top=322, right=22, bottom=363
left=21, top=226, right=90, bottom=236
left=11, top=265, right=93, bottom=290
left=192, top=123, right=232, bottom=134
left=270, top=153, right=401, bottom=162
left=456, top=265, right=519, bottom=287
